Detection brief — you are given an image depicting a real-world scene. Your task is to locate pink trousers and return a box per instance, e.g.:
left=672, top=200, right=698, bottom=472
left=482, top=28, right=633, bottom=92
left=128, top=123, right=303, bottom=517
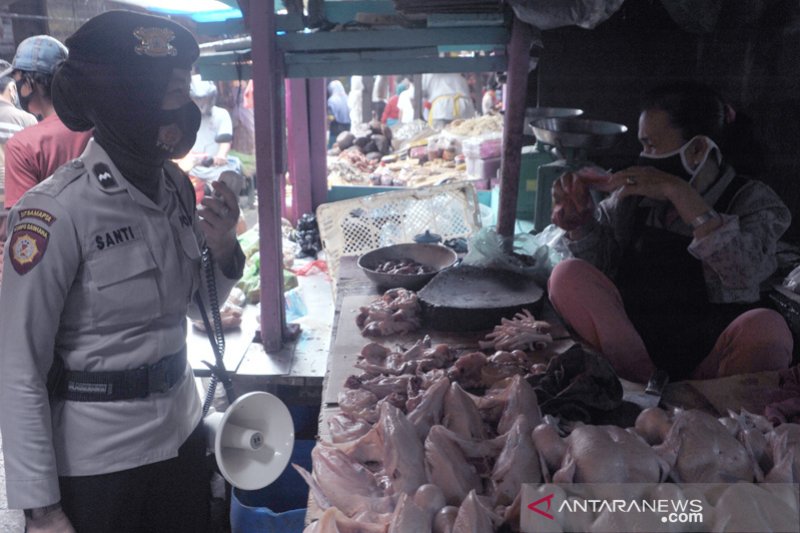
left=548, top=258, right=793, bottom=383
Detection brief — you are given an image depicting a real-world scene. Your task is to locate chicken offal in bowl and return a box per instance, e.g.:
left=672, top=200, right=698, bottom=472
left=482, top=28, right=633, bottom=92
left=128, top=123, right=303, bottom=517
left=357, top=243, right=458, bottom=291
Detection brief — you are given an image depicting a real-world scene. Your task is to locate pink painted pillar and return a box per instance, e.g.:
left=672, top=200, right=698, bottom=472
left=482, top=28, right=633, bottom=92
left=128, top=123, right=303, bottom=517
left=497, top=16, right=533, bottom=239
left=285, top=78, right=313, bottom=223
left=250, top=0, right=285, bottom=351
left=307, top=78, right=328, bottom=210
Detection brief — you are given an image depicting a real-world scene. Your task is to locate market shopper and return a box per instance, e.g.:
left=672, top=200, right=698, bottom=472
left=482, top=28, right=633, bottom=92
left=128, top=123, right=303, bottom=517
left=2, top=35, right=93, bottom=209
left=0, top=10, right=244, bottom=533
left=0, top=74, right=37, bottom=284
left=326, top=79, right=350, bottom=148
left=421, top=72, right=476, bottom=129
left=548, top=81, right=792, bottom=383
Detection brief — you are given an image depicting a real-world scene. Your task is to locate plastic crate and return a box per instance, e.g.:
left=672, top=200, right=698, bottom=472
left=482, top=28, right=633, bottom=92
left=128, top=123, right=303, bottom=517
left=316, top=181, right=482, bottom=289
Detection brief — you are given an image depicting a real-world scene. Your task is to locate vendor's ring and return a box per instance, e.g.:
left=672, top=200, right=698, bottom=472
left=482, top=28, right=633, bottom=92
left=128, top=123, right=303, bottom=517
left=626, top=176, right=637, bottom=186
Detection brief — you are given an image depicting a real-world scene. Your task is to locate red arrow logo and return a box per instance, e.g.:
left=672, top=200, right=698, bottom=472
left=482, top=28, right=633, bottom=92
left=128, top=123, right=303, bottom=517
left=527, top=493, right=555, bottom=520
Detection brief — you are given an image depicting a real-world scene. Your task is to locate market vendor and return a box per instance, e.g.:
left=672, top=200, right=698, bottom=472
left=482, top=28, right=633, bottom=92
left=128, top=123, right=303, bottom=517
left=0, top=10, right=244, bottom=532
left=548, top=81, right=792, bottom=384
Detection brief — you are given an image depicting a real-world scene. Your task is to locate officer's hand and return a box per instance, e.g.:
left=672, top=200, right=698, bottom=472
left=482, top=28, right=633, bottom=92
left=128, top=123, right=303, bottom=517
left=25, top=508, right=76, bottom=533
left=198, top=180, right=240, bottom=262
left=212, top=156, right=228, bottom=166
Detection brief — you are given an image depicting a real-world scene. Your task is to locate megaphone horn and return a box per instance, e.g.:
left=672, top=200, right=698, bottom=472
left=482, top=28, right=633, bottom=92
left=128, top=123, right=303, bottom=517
left=204, top=391, right=295, bottom=491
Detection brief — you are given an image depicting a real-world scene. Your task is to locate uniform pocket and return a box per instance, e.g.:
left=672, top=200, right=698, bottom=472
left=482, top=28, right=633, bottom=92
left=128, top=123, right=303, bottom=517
left=88, top=240, right=160, bottom=327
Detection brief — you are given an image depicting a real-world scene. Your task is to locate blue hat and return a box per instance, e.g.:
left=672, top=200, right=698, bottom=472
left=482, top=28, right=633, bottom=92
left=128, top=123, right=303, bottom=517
left=0, top=35, right=68, bottom=78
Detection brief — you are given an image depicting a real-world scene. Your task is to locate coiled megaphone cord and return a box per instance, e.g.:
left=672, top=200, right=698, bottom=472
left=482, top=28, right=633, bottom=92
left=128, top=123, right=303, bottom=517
left=197, top=246, right=235, bottom=416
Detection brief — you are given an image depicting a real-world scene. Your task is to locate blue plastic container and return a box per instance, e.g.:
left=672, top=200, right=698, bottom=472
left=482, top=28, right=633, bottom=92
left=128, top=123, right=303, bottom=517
left=230, top=439, right=315, bottom=533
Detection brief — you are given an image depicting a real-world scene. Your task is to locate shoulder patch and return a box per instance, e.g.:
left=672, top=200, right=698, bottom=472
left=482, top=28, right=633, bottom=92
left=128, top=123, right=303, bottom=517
left=9, top=222, right=50, bottom=275
left=18, top=208, right=57, bottom=226
left=93, top=163, right=117, bottom=189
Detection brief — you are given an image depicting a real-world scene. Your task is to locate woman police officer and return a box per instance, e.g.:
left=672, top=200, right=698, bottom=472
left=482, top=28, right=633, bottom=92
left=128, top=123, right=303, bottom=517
left=548, top=81, right=792, bottom=384
left=0, top=11, right=244, bottom=532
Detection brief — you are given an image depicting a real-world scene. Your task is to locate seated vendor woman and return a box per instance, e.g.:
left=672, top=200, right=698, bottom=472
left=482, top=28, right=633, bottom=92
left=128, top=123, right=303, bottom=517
left=547, top=81, right=793, bottom=384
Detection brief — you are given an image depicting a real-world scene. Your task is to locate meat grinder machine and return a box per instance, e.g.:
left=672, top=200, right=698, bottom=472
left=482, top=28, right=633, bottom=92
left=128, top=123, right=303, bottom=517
left=529, top=117, right=628, bottom=232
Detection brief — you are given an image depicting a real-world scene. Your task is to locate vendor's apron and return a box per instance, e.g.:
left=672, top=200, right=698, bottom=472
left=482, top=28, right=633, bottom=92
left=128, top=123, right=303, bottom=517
left=616, top=177, right=751, bottom=380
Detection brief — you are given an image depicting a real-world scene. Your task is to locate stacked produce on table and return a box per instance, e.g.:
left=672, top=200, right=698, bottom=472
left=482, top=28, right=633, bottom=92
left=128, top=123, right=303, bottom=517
left=327, top=115, right=505, bottom=189
left=300, top=289, right=800, bottom=533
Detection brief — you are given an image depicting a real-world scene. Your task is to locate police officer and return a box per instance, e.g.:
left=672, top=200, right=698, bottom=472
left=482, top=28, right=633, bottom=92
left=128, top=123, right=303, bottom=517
left=0, top=11, right=244, bottom=533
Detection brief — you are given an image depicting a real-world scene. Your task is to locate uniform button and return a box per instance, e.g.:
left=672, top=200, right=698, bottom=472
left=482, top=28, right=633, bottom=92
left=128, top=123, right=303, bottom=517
left=71, top=159, right=84, bottom=168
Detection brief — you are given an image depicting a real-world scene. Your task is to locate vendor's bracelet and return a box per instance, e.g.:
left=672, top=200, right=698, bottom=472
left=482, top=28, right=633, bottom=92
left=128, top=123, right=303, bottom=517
left=689, top=209, right=720, bottom=229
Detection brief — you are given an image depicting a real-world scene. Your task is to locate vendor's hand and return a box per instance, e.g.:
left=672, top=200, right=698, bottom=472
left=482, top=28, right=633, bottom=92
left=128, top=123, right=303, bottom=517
left=198, top=181, right=240, bottom=261
left=609, top=165, right=692, bottom=203
left=551, top=171, right=595, bottom=232
left=212, top=155, right=228, bottom=166
left=26, top=508, right=76, bottom=533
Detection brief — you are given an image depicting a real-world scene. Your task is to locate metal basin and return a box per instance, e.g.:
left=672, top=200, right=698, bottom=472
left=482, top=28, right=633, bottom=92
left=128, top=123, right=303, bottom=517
left=358, top=243, right=458, bottom=291
left=531, top=117, right=628, bottom=150
left=525, top=107, right=584, bottom=121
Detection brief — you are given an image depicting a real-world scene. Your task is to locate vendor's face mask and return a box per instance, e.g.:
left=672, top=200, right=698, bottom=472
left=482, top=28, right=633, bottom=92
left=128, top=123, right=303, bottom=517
left=637, top=135, right=721, bottom=182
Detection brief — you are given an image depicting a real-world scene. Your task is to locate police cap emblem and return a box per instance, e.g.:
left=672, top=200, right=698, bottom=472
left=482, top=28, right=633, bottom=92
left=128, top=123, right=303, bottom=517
left=133, top=26, right=177, bottom=57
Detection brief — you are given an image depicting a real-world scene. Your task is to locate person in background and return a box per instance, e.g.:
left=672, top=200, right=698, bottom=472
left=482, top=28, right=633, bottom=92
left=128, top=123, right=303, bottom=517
left=0, top=73, right=37, bottom=284
left=0, top=10, right=244, bottom=532
left=371, top=74, right=389, bottom=122
left=481, top=75, right=501, bottom=115
left=548, top=81, right=792, bottom=384
left=397, top=81, right=415, bottom=124
left=2, top=35, right=93, bottom=210
left=421, top=72, right=476, bottom=129
left=326, top=79, right=350, bottom=149
left=381, top=79, right=408, bottom=126
left=177, top=75, right=240, bottom=203
left=348, top=75, right=364, bottom=129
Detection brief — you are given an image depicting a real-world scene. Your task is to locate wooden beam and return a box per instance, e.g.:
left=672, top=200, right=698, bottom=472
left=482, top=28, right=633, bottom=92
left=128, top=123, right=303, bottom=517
left=284, top=55, right=507, bottom=78
left=307, top=78, right=328, bottom=212
left=323, top=0, right=396, bottom=24
left=251, top=0, right=286, bottom=351
left=277, top=26, right=509, bottom=51
left=497, top=16, right=533, bottom=239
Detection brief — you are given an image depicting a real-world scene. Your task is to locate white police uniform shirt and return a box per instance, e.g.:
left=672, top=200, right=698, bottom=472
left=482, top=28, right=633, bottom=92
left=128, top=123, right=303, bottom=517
left=0, top=139, right=240, bottom=509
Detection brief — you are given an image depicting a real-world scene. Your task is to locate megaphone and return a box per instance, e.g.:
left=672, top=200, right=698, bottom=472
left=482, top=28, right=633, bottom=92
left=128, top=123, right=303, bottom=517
left=204, top=391, right=295, bottom=490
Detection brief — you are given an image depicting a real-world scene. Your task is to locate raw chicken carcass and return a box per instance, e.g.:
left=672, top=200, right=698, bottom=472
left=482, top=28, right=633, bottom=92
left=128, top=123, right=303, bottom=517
left=654, top=409, right=757, bottom=483
left=424, top=425, right=506, bottom=506
left=451, top=490, right=503, bottom=533
left=407, top=376, right=450, bottom=440
left=532, top=422, right=669, bottom=483
left=303, top=507, right=388, bottom=533
left=489, top=415, right=542, bottom=506
left=388, top=484, right=447, bottom=533
left=443, top=381, right=487, bottom=440
left=295, top=444, right=395, bottom=518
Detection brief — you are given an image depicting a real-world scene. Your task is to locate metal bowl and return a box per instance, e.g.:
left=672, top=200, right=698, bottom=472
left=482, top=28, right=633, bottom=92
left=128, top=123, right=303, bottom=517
left=358, top=243, right=458, bottom=291
left=525, top=107, right=584, bottom=121
left=531, top=117, right=628, bottom=150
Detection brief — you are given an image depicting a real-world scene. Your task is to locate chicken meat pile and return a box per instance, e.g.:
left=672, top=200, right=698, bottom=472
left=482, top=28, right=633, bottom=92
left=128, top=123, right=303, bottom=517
left=306, top=316, right=800, bottom=531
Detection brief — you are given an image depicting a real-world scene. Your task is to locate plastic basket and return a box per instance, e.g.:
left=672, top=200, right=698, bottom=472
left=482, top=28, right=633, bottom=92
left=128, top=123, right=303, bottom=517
left=316, top=181, right=482, bottom=290
left=230, top=439, right=315, bottom=533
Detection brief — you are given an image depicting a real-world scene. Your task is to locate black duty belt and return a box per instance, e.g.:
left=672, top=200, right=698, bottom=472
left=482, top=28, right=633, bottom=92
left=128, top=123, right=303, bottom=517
left=51, top=347, right=187, bottom=402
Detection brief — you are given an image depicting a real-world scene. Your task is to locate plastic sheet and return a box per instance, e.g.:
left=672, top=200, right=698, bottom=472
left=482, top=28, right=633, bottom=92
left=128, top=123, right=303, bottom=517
left=509, top=0, right=625, bottom=30
left=461, top=225, right=571, bottom=284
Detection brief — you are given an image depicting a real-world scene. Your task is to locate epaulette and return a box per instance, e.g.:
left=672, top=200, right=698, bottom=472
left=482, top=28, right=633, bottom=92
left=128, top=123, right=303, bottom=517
left=31, top=158, right=89, bottom=198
